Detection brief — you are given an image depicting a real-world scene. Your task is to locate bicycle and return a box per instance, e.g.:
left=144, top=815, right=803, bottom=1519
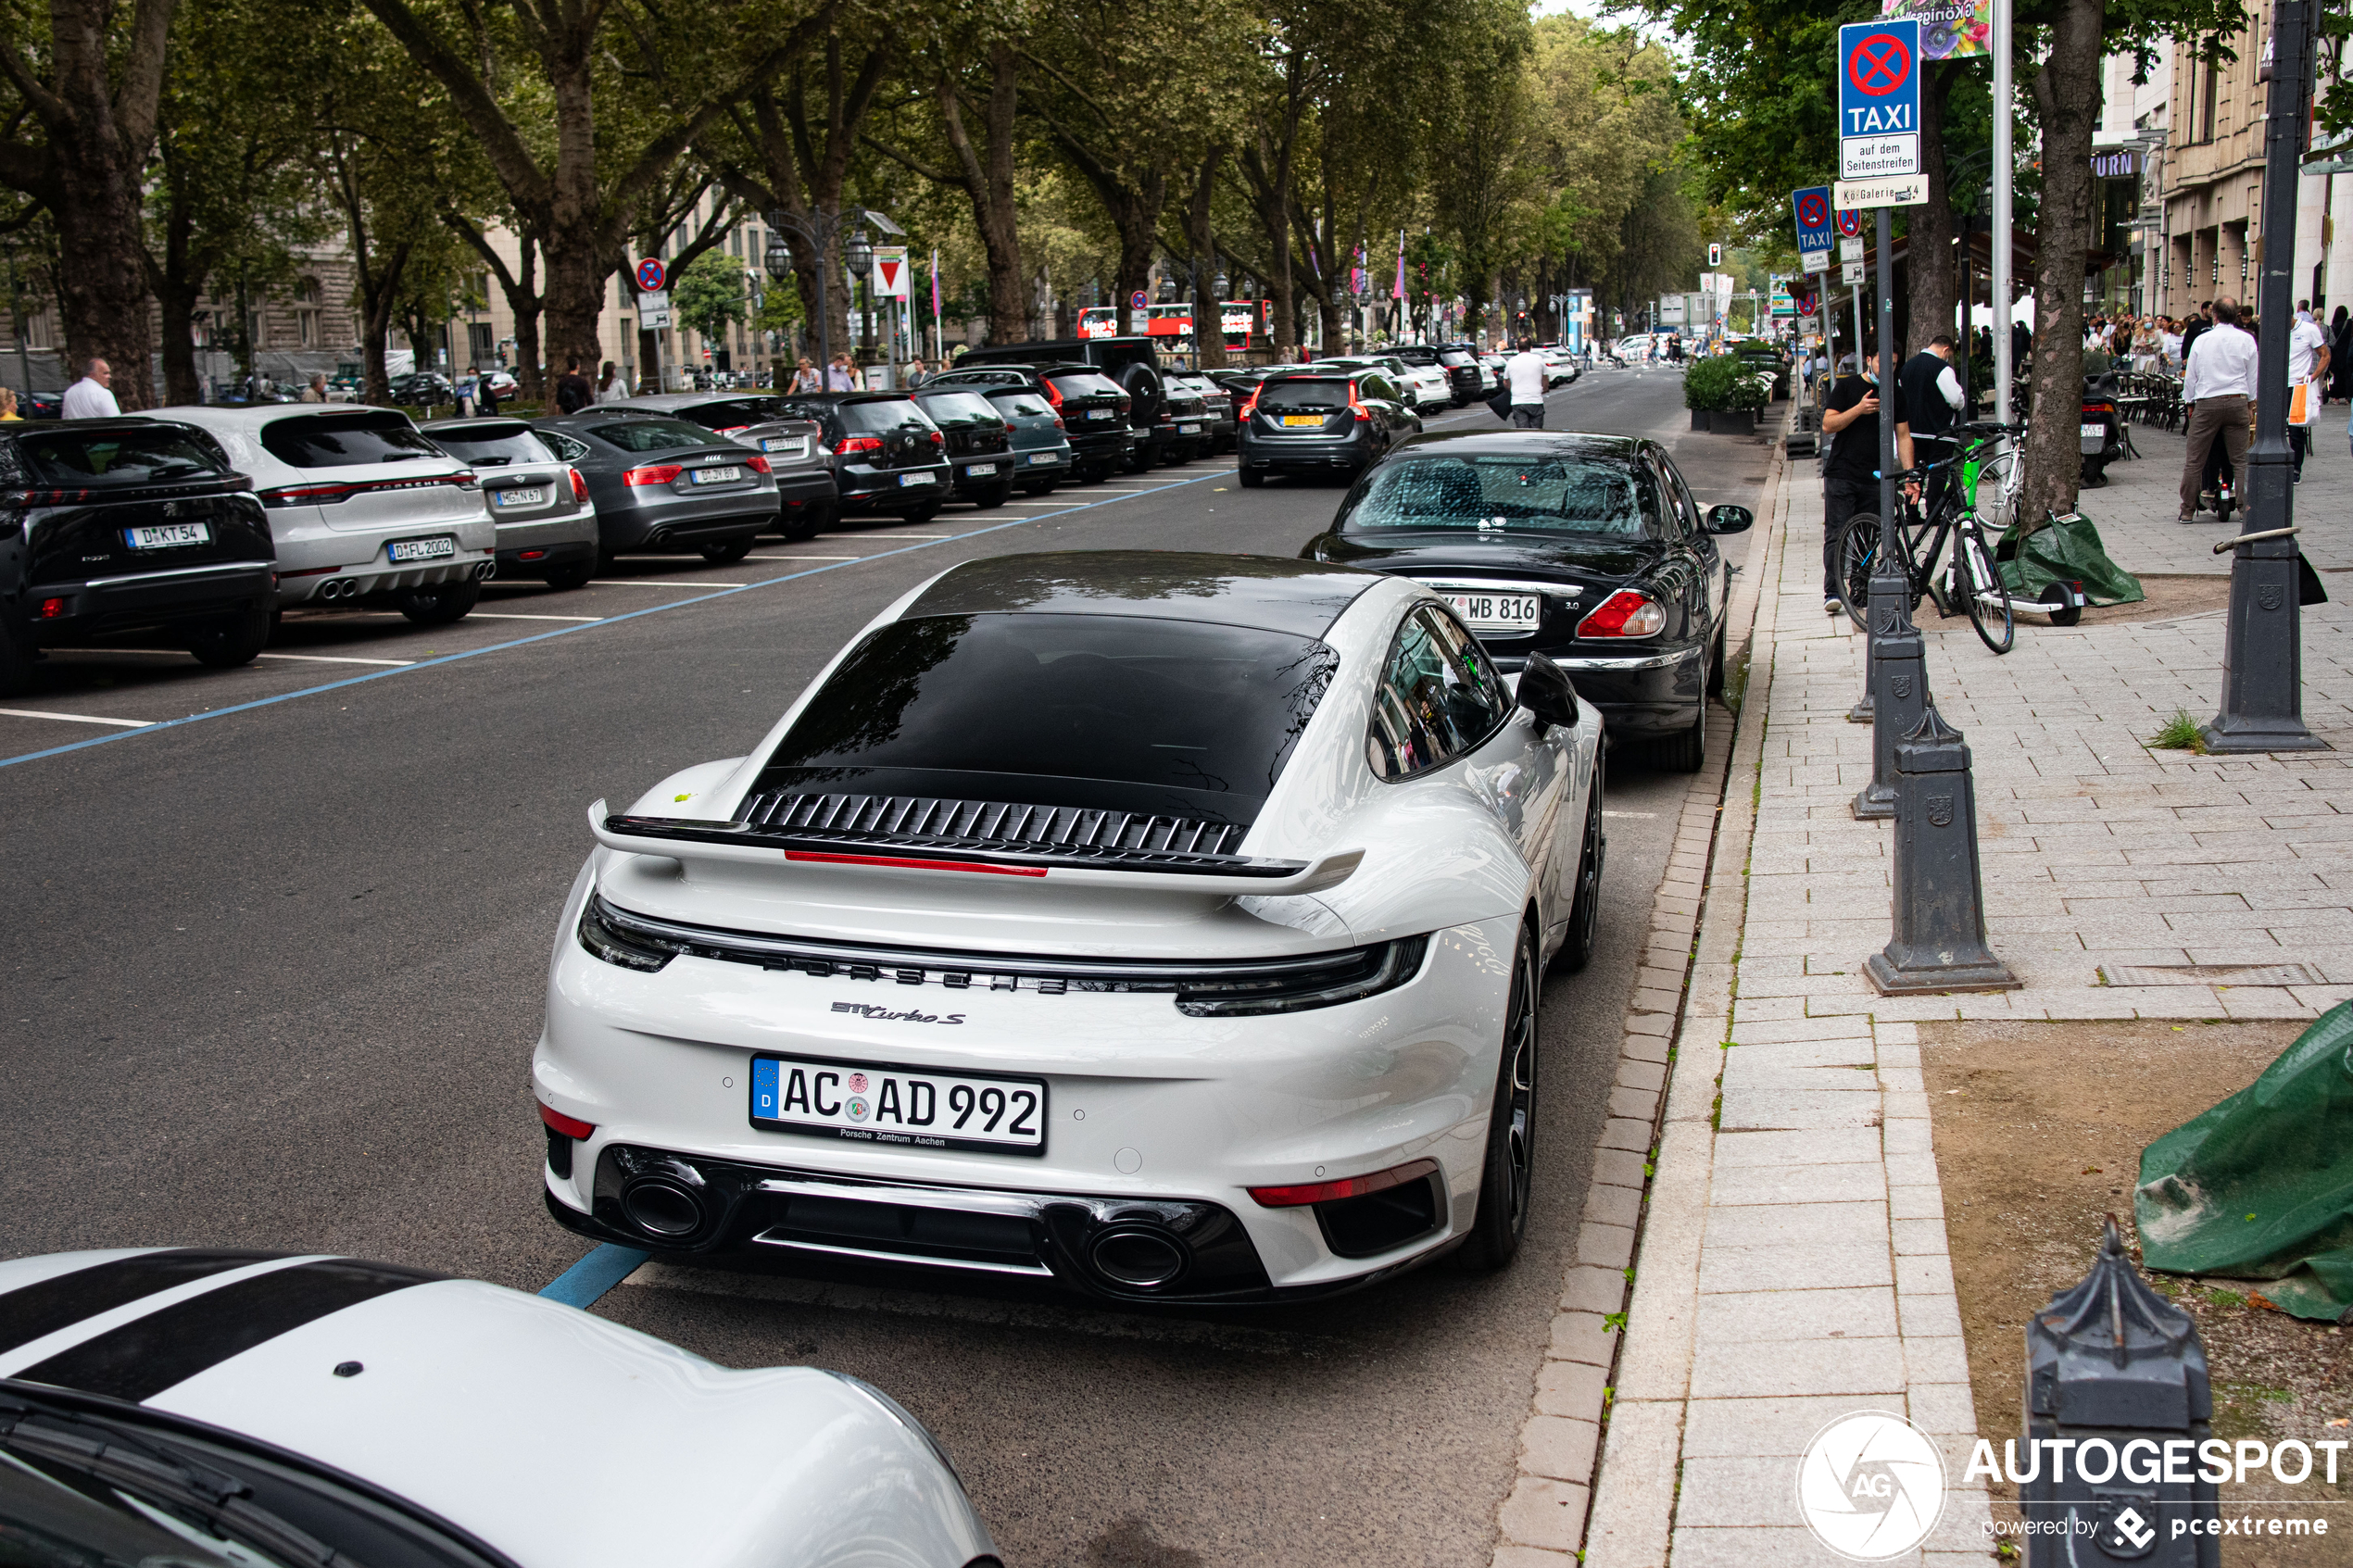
left=1834, top=421, right=2025, bottom=655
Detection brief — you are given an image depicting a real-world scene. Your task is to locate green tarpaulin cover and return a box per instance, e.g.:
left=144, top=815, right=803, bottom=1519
left=2135, top=1001, right=2353, bottom=1323
left=1997, top=511, right=2146, bottom=607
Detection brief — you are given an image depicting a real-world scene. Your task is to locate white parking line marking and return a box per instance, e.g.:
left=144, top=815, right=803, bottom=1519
left=745, top=555, right=863, bottom=561
left=587, top=580, right=744, bottom=588
left=257, top=653, right=416, bottom=666
left=467, top=612, right=606, bottom=621
left=0, top=466, right=1224, bottom=771
left=0, top=708, right=154, bottom=727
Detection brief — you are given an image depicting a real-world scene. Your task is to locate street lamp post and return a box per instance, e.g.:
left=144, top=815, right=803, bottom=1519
left=2203, top=0, right=2325, bottom=752
left=765, top=205, right=885, bottom=385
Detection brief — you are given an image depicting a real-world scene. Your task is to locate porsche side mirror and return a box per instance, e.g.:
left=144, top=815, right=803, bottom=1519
left=1706, top=504, right=1754, bottom=534
left=1516, top=651, right=1579, bottom=733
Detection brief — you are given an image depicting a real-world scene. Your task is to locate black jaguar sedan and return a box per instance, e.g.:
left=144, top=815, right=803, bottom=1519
left=1302, top=431, right=1751, bottom=771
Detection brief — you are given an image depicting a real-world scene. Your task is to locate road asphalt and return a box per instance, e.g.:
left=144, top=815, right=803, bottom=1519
left=1, top=362, right=1766, bottom=1568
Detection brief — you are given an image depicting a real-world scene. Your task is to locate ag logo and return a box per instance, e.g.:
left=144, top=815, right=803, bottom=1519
left=2093, top=1493, right=2158, bottom=1558
left=1926, top=794, right=1955, bottom=828
left=1795, top=1410, right=1945, bottom=1561
left=2258, top=583, right=2284, bottom=611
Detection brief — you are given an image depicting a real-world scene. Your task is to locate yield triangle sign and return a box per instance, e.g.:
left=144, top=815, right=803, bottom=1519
left=878, top=258, right=901, bottom=291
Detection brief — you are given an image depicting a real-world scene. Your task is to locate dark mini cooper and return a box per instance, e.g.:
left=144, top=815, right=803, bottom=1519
left=0, top=419, right=276, bottom=694
left=1302, top=431, right=1751, bottom=771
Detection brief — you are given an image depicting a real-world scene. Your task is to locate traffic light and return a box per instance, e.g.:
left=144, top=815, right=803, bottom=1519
left=1708, top=244, right=1723, bottom=269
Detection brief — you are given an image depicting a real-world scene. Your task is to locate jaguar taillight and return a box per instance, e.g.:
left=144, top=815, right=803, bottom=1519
left=1576, top=589, right=1667, bottom=639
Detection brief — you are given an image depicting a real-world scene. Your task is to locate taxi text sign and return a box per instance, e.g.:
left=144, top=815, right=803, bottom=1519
left=1838, top=19, right=1920, bottom=182
left=1792, top=186, right=1836, bottom=255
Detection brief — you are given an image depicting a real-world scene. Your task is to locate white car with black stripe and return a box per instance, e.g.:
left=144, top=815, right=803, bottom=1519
left=0, top=1248, right=999, bottom=1568
left=535, top=551, right=1605, bottom=1304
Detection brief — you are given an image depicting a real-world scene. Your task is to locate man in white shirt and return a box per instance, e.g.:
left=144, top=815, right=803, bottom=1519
left=60, top=358, right=119, bottom=419
left=2289, top=305, right=2330, bottom=482
left=2179, top=299, right=2259, bottom=521
left=1504, top=337, right=1548, bottom=428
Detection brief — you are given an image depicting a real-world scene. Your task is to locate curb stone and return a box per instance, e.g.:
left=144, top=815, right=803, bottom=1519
left=1487, top=407, right=1792, bottom=1563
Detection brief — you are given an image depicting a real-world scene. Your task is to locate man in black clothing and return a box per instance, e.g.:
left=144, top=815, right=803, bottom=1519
left=2180, top=304, right=2213, bottom=369
left=553, top=358, right=594, bottom=415
left=1897, top=332, right=1967, bottom=516
left=1819, top=350, right=1908, bottom=614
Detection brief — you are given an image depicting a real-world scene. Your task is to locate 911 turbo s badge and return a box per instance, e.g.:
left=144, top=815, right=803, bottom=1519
left=831, top=1001, right=966, bottom=1024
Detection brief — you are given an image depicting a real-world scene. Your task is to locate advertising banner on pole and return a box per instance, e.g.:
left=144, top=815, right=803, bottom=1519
left=1880, top=0, right=1992, bottom=59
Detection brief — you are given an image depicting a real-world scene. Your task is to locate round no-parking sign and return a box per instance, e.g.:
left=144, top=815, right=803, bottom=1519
left=635, top=257, right=667, bottom=293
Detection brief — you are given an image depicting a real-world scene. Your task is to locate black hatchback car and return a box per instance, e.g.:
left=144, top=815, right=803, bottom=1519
left=955, top=336, right=1202, bottom=470
left=0, top=419, right=276, bottom=694
left=909, top=388, right=1016, bottom=508
left=1301, top=431, right=1752, bottom=772
left=766, top=392, right=954, bottom=522
left=923, top=363, right=1135, bottom=482
left=1235, top=368, right=1419, bottom=486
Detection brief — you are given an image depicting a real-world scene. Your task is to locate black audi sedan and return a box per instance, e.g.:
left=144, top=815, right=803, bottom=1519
left=1301, top=431, right=1751, bottom=771
left=531, top=412, right=777, bottom=564
left=765, top=391, right=954, bottom=523
left=1236, top=368, right=1420, bottom=486
left=0, top=419, right=277, bottom=694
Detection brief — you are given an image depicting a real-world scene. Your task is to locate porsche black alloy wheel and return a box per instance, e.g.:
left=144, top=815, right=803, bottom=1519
left=396, top=578, right=480, bottom=626
left=1558, top=759, right=1606, bottom=975
left=1456, top=927, right=1540, bottom=1271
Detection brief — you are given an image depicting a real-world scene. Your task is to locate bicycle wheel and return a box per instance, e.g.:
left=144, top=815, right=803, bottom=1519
left=1960, top=527, right=2014, bottom=654
left=1838, top=513, right=1880, bottom=630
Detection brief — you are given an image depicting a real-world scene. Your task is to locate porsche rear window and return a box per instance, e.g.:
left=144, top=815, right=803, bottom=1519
left=258, top=410, right=442, bottom=470
left=18, top=427, right=229, bottom=485
left=1340, top=454, right=1656, bottom=537
left=752, top=612, right=1338, bottom=822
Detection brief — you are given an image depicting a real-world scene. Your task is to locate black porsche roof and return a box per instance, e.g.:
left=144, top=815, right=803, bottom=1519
left=905, top=551, right=1380, bottom=638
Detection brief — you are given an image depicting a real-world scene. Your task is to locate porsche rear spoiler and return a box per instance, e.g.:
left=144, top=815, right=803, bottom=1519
left=588, top=802, right=1364, bottom=896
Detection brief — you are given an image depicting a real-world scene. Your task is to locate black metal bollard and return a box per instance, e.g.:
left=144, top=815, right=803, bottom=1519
left=2021, top=1219, right=2219, bottom=1565
left=1853, top=540, right=1925, bottom=819
left=1864, top=704, right=2020, bottom=993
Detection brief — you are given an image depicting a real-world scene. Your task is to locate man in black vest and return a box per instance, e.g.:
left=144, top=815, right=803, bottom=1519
left=1896, top=332, right=1967, bottom=517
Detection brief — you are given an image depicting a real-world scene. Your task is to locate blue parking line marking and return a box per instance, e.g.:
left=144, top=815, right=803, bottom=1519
left=537, top=1243, right=651, bottom=1309
left=0, top=470, right=1223, bottom=771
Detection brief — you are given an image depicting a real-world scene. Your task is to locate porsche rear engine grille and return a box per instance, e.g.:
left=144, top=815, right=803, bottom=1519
left=736, top=790, right=1249, bottom=864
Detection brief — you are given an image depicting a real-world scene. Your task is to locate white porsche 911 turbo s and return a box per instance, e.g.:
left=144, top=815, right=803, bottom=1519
left=535, top=552, right=1605, bottom=1304
left=0, top=1248, right=998, bottom=1568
